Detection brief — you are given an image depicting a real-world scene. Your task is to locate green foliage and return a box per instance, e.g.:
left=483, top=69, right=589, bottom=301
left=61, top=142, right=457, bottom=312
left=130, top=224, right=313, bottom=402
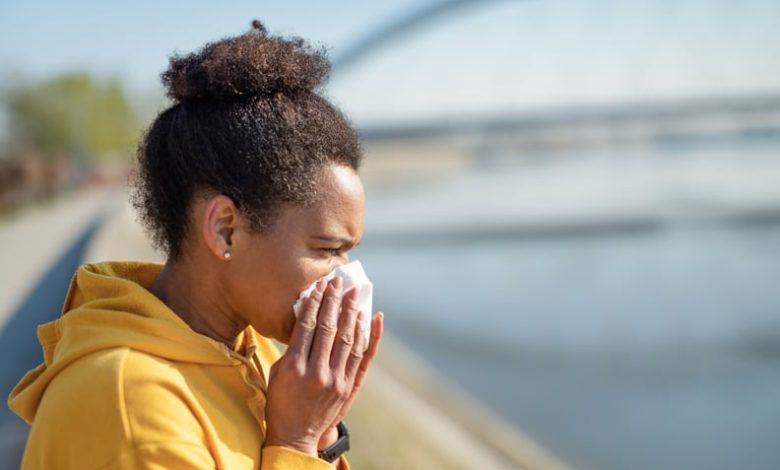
left=2, top=73, right=139, bottom=163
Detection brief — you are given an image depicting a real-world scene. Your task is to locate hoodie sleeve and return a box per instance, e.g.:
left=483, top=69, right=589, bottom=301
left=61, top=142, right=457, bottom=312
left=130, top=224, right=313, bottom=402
left=261, top=447, right=350, bottom=470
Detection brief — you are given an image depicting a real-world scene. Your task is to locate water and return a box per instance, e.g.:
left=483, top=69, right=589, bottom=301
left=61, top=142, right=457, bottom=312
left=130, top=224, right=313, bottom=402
left=355, top=138, right=780, bottom=469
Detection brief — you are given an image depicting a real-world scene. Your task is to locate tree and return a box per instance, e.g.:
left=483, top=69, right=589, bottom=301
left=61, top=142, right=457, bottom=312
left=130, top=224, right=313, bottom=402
left=2, top=73, right=139, bottom=164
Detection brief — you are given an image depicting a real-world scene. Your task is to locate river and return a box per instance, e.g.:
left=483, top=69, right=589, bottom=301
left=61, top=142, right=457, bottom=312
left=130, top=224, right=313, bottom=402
left=355, top=135, right=780, bottom=469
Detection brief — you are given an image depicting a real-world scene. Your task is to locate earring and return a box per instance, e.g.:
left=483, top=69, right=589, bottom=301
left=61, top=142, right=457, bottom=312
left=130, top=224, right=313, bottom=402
left=223, top=250, right=232, bottom=260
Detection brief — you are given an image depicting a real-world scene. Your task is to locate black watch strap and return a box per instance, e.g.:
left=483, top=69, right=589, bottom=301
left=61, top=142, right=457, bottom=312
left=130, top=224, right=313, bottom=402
left=318, top=421, right=350, bottom=463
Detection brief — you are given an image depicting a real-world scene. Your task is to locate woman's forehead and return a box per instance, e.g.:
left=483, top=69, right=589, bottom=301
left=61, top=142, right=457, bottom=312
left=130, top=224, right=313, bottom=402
left=317, top=164, right=364, bottom=202
left=274, top=166, right=364, bottom=237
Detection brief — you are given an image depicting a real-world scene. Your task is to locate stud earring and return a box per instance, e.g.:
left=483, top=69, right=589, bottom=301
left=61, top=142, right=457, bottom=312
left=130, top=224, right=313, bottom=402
left=223, top=251, right=232, bottom=260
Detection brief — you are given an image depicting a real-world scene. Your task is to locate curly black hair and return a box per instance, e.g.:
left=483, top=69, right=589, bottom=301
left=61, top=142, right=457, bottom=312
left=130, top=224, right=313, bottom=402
left=131, top=20, right=362, bottom=259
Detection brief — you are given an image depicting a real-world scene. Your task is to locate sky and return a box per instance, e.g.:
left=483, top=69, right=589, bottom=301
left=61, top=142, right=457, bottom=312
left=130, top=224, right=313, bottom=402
left=1, top=0, right=779, bottom=125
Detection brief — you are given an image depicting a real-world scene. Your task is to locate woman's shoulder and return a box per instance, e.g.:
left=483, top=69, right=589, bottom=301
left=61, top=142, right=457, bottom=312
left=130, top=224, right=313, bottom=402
left=42, top=347, right=188, bottom=411
left=52, top=345, right=188, bottom=387
left=50, top=346, right=208, bottom=434
left=37, top=346, right=198, bottom=428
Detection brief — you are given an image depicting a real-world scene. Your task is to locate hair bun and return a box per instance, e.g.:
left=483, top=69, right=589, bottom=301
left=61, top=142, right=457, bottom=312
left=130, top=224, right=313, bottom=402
left=162, top=20, right=330, bottom=102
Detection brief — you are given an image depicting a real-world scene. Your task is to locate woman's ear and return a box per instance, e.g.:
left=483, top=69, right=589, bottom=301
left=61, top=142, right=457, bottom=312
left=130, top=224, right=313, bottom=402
left=202, top=195, right=239, bottom=261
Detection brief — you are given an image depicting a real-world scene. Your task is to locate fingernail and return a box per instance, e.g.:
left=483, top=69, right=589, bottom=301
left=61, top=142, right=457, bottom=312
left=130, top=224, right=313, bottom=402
left=315, top=278, right=327, bottom=293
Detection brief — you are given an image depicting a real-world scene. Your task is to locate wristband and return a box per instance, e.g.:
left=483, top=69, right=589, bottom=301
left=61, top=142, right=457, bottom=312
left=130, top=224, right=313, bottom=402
left=317, top=421, right=350, bottom=463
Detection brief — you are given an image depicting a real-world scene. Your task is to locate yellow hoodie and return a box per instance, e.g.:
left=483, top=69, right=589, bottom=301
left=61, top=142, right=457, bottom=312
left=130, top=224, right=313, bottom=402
left=8, top=261, right=348, bottom=470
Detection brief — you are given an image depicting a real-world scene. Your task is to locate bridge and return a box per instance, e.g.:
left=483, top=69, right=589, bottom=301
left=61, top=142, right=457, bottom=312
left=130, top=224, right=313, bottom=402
left=358, top=93, right=780, bottom=152
left=330, top=0, right=780, bottom=153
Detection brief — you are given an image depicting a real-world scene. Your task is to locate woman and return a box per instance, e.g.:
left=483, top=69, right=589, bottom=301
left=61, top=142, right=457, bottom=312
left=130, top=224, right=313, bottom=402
left=9, top=21, right=383, bottom=469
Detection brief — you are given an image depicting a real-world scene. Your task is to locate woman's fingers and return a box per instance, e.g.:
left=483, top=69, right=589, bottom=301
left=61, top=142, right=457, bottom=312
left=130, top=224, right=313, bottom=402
left=286, top=278, right=327, bottom=359
left=328, top=312, right=383, bottom=426
left=345, top=312, right=383, bottom=386
left=329, top=287, right=360, bottom=371
left=308, top=276, right=343, bottom=368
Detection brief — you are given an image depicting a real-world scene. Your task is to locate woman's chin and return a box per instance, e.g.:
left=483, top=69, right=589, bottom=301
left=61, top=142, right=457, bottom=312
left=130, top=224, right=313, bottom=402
left=270, top=312, right=297, bottom=345
left=247, top=308, right=296, bottom=344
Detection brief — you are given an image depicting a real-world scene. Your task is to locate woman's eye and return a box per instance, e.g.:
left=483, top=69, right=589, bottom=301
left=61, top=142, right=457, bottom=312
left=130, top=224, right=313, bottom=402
left=321, top=247, right=341, bottom=256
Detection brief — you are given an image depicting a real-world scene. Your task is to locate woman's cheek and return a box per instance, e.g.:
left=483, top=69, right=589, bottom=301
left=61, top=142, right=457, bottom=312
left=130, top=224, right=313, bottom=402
left=283, top=262, right=318, bottom=313
left=298, top=255, right=334, bottom=286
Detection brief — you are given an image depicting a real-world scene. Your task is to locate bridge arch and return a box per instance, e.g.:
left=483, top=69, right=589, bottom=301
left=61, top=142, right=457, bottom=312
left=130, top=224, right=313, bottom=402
left=331, top=0, right=515, bottom=73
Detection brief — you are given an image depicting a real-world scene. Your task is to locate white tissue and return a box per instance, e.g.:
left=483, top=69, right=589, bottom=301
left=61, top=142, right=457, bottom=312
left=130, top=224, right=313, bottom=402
left=292, top=260, right=373, bottom=346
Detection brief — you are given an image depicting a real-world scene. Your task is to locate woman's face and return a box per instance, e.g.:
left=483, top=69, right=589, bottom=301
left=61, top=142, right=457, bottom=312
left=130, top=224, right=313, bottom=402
left=226, top=163, right=365, bottom=343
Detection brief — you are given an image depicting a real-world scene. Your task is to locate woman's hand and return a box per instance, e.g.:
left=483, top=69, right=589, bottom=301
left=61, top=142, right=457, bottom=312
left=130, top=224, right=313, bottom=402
left=264, top=276, right=384, bottom=456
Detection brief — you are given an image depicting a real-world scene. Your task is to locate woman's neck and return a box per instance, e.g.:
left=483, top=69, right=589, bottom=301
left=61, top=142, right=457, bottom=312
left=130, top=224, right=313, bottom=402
left=150, top=257, right=246, bottom=349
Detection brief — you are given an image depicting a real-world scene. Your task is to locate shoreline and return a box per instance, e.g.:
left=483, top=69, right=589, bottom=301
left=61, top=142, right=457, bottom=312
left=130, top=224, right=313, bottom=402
left=368, top=334, right=568, bottom=469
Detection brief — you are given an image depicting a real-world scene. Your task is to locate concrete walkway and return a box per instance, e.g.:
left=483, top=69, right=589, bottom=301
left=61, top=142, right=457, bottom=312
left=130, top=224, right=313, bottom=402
left=0, top=189, right=120, bottom=330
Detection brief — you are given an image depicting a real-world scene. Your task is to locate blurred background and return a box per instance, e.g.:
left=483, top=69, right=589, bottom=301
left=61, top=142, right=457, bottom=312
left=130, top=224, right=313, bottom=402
left=1, top=1, right=779, bottom=469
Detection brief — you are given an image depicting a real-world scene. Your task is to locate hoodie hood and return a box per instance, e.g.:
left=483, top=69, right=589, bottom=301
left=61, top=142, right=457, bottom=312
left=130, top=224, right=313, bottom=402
left=8, top=261, right=245, bottom=423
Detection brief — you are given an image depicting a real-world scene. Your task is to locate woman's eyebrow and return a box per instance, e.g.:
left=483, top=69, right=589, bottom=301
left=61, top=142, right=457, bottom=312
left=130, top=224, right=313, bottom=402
left=311, top=235, right=359, bottom=246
